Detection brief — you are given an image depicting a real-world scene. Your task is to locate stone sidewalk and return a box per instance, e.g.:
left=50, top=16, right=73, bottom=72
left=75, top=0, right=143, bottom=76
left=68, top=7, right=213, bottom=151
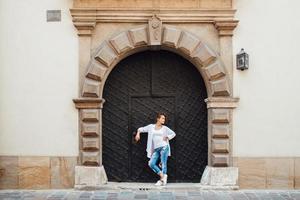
left=1, top=189, right=300, bottom=200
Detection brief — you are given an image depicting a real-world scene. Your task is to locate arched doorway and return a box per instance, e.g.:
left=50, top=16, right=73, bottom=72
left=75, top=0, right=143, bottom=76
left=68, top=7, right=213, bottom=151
left=102, top=50, right=208, bottom=182
left=73, top=24, right=239, bottom=184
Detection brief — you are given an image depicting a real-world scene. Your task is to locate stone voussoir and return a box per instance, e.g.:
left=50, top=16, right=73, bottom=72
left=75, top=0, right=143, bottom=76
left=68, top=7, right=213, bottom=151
left=128, top=25, right=149, bottom=46
left=191, top=42, right=217, bottom=67
left=177, top=31, right=201, bottom=56
left=204, top=61, right=226, bottom=81
left=162, top=26, right=182, bottom=48
left=82, top=78, right=101, bottom=97
left=109, top=31, right=134, bottom=55
left=211, top=77, right=231, bottom=96
left=86, top=61, right=108, bottom=81
left=94, top=42, right=118, bottom=67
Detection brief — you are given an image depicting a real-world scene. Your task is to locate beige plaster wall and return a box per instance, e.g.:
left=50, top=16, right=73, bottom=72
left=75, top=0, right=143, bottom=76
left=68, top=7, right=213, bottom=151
left=1, top=0, right=300, bottom=158
left=232, top=0, right=300, bottom=156
left=0, top=0, right=79, bottom=156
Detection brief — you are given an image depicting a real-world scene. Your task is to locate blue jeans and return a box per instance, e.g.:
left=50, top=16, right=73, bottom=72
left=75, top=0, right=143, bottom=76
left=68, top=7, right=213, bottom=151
left=148, top=145, right=169, bottom=175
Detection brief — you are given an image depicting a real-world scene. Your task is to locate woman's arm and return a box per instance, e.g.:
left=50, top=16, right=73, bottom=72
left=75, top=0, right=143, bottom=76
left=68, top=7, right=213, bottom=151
left=165, top=126, right=176, bottom=140
left=135, top=124, right=151, bottom=142
left=137, top=124, right=151, bottom=133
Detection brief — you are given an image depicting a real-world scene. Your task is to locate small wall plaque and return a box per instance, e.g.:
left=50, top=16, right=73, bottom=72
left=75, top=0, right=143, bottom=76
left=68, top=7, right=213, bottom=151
left=47, top=10, right=61, bottom=22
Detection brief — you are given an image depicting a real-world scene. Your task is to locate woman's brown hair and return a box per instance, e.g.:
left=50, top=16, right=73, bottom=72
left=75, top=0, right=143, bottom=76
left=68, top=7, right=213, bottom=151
left=156, top=112, right=167, bottom=123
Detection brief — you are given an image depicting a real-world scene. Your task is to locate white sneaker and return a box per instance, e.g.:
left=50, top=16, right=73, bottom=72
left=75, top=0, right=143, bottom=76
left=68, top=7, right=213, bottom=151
left=155, top=180, right=163, bottom=186
left=162, top=174, right=168, bottom=186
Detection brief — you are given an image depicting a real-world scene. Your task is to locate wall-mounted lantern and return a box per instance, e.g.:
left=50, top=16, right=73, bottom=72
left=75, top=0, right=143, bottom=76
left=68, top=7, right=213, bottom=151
left=236, top=48, right=249, bottom=71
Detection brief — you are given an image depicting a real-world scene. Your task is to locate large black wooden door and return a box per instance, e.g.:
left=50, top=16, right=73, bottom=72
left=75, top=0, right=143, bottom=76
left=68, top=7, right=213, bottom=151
left=103, top=50, right=207, bottom=182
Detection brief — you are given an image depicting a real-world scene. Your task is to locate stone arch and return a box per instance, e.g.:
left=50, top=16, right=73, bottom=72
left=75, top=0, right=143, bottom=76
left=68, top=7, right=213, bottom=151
left=74, top=22, right=238, bottom=169
left=81, top=25, right=231, bottom=99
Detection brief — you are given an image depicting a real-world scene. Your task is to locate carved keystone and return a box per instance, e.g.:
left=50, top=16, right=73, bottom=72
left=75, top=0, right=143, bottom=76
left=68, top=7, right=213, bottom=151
left=148, top=15, right=162, bottom=46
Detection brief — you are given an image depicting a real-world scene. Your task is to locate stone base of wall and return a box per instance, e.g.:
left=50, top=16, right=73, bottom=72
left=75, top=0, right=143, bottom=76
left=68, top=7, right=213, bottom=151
left=233, top=157, right=300, bottom=189
left=74, top=165, right=108, bottom=190
left=1, top=156, right=300, bottom=189
left=200, top=166, right=238, bottom=187
left=0, top=156, right=78, bottom=189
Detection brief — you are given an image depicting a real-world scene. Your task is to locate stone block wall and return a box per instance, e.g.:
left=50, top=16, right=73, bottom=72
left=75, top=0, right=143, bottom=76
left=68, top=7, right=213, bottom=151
left=0, top=156, right=78, bottom=189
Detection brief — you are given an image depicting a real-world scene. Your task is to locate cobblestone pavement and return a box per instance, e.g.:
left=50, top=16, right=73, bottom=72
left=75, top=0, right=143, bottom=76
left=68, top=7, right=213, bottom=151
left=1, top=189, right=300, bottom=200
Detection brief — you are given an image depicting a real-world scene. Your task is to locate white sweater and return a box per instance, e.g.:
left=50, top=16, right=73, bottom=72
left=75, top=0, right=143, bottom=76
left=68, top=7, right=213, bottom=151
left=138, top=124, right=176, bottom=158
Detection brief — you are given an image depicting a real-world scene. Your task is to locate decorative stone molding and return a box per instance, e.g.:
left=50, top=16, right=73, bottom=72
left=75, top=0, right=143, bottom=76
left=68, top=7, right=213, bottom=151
left=70, top=8, right=237, bottom=23
left=72, top=0, right=234, bottom=9
left=205, top=97, right=239, bottom=108
left=214, top=20, right=239, bottom=36
left=73, top=98, right=105, bottom=109
left=73, top=22, right=96, bottom=36
left=70, top=8, right=238, bottom=36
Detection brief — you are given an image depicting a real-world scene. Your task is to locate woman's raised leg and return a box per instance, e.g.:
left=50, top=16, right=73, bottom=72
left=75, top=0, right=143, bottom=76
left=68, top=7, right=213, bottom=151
left=148, top=149, right=162, bottom=175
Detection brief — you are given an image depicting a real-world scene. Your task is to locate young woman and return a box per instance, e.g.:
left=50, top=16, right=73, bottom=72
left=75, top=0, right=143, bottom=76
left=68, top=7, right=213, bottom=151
left=135, top=112, right=176, bottom=186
